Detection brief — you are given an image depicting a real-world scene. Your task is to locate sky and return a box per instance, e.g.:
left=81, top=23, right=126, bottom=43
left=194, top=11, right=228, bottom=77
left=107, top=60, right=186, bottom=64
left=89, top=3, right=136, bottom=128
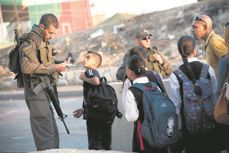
left=23, top=0, right=198, bottom=18
left=89, top=0, right=197, bottom=18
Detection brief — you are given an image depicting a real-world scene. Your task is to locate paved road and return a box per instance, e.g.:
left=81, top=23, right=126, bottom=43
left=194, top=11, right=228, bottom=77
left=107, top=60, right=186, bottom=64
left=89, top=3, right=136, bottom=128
left=1, top=85, right=228, bottom=153
left=0, top=85, right=88, bottom=153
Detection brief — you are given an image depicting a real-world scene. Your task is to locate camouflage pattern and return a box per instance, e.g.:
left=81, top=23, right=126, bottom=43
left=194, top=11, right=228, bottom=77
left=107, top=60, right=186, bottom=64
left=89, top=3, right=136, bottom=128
left=146, top=47, right=173, bottom=79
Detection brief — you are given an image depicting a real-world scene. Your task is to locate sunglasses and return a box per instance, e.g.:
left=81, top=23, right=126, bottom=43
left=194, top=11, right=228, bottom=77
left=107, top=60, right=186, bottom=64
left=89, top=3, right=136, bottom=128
left=142, top=36, right=151, bottom=40
left=193, top=16, right=207, bottom=25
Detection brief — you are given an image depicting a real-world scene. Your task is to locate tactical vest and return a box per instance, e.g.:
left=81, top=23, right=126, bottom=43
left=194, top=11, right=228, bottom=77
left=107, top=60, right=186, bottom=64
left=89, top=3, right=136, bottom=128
left=146, top=47, right=167, bottom=78
left=38, top=41, right=54, bottom=64
left=23, top=30, right=54, bottom=65
left=23, top=31, right=57, bottom=89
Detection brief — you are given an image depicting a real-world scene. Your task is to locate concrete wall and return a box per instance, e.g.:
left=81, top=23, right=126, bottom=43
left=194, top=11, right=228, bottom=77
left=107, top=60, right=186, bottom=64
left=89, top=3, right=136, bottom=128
left=111, top=82, right=134, bottom=152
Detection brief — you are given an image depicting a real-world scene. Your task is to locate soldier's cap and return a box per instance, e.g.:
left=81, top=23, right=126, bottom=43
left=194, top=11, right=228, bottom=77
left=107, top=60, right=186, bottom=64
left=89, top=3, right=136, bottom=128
left=135, top=29, right=152, bottom=39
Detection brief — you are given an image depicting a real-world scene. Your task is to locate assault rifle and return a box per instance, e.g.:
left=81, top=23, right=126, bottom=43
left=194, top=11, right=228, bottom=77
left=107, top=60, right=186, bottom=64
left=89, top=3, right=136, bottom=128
left=33, top=75, right=70, bottom=134
left=14, top=29, right=20, bottom=47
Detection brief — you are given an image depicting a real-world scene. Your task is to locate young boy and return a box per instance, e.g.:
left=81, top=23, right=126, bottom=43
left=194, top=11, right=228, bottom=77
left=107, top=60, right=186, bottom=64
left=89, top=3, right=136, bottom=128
left=73, top=51, right=112, bottom=150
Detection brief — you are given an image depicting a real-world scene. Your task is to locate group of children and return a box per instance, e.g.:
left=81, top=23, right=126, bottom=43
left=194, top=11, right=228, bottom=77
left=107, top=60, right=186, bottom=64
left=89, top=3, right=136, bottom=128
left=121, top=35, right=218, bottom=153
left=72, top=36, right=228, bottom=153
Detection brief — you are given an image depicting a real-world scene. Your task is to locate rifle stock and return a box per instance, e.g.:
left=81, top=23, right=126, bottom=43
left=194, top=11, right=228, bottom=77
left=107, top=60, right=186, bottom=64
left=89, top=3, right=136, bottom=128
left=46, top=87, right=70, bottom=134
left=14, top=29, right=20, bottom=47
left=40, top=76, right=70, bottom=134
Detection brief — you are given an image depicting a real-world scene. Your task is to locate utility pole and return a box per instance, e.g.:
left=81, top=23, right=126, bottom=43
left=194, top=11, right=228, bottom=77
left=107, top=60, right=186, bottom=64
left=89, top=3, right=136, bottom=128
left=14, top=0, right=20, bottom=29
left=0, top=4, right=4, bottom=41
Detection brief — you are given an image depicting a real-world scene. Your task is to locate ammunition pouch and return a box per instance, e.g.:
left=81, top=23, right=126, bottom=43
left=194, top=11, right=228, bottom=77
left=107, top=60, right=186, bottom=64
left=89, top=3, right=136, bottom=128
left=28, top=74, right=54, bottom=95
left=32, top=81, right=48, bottom=95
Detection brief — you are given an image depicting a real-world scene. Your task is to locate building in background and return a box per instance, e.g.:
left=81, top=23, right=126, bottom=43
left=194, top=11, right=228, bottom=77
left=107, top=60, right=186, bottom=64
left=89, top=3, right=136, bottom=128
left=28, top=0, right=92, bottom=36
left=0, top=0, right=29, bottom=42
left=0, top=0, right=92, bottom=43
left=0, top=0, right=198, bottom=47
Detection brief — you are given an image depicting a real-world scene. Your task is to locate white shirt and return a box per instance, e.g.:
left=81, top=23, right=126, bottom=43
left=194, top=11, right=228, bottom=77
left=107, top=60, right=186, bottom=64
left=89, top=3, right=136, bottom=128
left=122, top=78, right=132, bottom=113
left=124, top=77, right=149, bottom=122
left=169, top=57, right=217, bottom=129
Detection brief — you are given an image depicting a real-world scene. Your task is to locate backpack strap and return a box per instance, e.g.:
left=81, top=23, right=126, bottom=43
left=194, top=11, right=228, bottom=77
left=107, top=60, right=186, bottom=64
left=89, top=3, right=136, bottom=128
left=132, top=82, right=157, bottom=92
left=137, top=120, right=145, bottom=151
left=26, top=31, right=42, bottom=49
left=200, top=64, right=209, bottom=79
left=100, top=76, right=107, bottom=84
left=132, top=83, right=145, bottom=91
left=153, top=72, right=168, bottom=95
left=173, top=69, right=189, bottom=136
left=174, top=69, right=190, bottom=83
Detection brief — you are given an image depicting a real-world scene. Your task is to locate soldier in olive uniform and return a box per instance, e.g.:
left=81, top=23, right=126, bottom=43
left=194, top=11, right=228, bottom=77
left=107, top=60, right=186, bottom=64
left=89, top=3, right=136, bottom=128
left=19, top=14, right=67, bottom=151
left=116, top=29, right=173, bottom=81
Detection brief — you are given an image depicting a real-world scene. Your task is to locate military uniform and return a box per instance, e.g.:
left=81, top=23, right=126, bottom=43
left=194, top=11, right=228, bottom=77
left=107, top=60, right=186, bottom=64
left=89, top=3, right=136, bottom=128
left=116, top=46, right=173, bottom=81
left=19, top=25, right=59, bottom=150
left=146, top=47, right=173, bottom=78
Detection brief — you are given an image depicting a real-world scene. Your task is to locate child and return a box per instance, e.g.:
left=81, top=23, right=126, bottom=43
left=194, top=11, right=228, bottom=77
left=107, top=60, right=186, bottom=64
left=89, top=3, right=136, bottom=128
left=122, top=46, right=162, bottom=112
left=169, top=35, right=218, bottom=153
left=73, top=51, right=112, bottom=150
left=124, top=55, right=174, bottom=153
left=122, top=46, right=147, bottom=112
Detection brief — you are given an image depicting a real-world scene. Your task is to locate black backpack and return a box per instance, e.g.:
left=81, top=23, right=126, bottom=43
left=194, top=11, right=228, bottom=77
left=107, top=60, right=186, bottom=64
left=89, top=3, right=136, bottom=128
left=86, top=77, right=122, bottom=123
left=8, top=29, right=41, bottom=88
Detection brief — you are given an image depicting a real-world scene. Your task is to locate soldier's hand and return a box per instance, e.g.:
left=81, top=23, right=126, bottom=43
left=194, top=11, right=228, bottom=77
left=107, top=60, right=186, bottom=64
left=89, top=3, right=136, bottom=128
left=55, top=63, right=66, bottom=72
left=152, top=54, right=163, bottom=64
left=73, top=108, right=84, bottom=118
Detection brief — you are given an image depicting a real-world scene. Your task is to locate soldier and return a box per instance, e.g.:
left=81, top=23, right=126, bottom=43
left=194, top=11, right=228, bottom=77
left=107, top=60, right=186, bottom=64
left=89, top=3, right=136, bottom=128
left=19, top=14, right=67, bottom=150
left=116, top=29, right=173, bottom=81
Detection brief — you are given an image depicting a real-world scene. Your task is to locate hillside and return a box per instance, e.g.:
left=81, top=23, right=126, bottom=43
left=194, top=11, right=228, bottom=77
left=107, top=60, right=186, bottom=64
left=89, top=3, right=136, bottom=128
left=0, top=0, right=228, bottom=88
left=52, top=0, right=229, bottom=68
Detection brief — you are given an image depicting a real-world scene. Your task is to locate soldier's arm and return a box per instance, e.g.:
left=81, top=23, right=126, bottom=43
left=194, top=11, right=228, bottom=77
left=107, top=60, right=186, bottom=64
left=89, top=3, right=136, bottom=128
left=159, top=53, right=173, bottom=75
left=20, top=41, right=64, bottom=75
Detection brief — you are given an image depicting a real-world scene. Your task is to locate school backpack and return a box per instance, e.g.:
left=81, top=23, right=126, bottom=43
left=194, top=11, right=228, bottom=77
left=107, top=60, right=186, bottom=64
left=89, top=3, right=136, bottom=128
left=86, top=77, right=122, bottom=123
left=130, top=81, right=179, bottom=148
left=174, top=64, right=216, bottom=135
left=8, top=29, right=41, bottom=88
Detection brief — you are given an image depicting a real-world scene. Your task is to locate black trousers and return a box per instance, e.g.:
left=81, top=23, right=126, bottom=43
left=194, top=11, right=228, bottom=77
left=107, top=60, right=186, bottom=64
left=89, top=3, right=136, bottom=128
left=86, top=119, right=112, bottom=150
left=184, top=128, right=219, bottom=153
left=214, top=124, right=229, bottom=152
